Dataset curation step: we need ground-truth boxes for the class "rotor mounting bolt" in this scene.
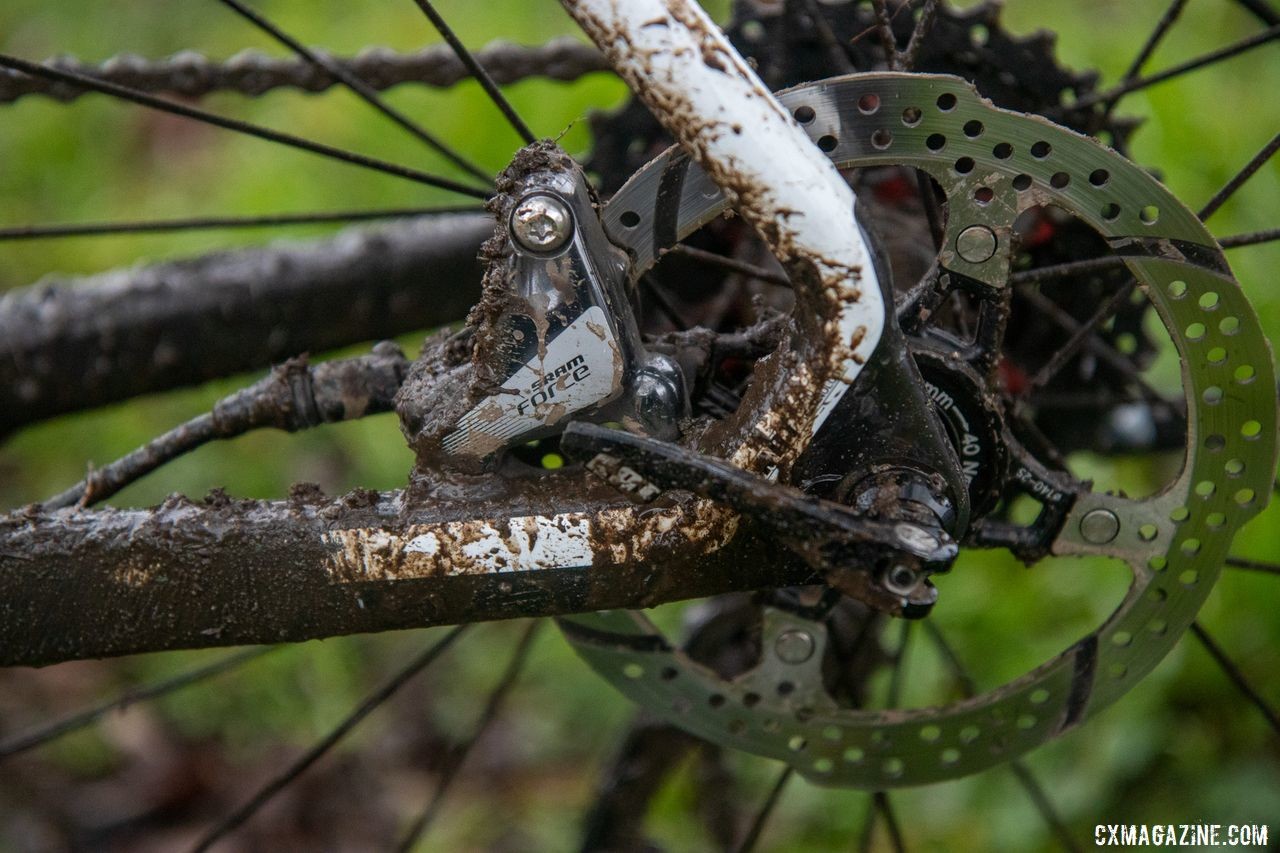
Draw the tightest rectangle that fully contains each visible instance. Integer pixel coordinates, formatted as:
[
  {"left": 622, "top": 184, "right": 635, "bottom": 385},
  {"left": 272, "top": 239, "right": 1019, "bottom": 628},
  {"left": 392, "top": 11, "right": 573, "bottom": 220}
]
[
  {"left": 774, "top": 629, "right": 815, "bottom": 664},
  {"left": 510, "top": 193, "right": 572, "bottom": 253},
  {"left": 955, "top": 224, "right": 997, "bottom": 264},
  {"left": 1079, "top": 508, "right": 1121, "bottom": 544}
]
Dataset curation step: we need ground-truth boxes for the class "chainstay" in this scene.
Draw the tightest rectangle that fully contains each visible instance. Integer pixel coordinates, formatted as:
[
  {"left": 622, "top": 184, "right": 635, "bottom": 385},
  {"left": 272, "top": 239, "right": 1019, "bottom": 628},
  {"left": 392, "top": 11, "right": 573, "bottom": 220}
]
[{"left": 0, "top": 38, "right": 609, "bottom": 105}]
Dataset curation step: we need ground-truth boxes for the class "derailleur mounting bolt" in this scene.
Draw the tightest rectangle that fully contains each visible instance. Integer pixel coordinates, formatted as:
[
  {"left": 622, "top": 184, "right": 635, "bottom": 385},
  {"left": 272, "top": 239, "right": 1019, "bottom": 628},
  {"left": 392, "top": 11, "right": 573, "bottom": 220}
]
[
  {"left": 510, "top": 193, "right": 573, "bottom": 253},
  {"left": 774, "top": 629, "right": 816, "bottom": 664},
  {"left": 1079, "top": 508, "right": 1121, "bottom": 544},
  {"left": 956, "top": 224, "right": 997, "bottom": 264}
]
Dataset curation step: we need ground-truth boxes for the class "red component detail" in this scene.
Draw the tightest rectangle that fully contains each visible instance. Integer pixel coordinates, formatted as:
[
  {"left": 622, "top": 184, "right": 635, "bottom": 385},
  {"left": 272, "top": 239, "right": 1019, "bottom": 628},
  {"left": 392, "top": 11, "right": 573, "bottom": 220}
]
[
  {"left": 873, "top": 173, "right": 915, "bottom": 204},
  {"left": 1025, "top": 215, "right": 1056, "bottom": 248},
  {"left": 999, "top": 357, "right": 1030, "bottom": 396}
]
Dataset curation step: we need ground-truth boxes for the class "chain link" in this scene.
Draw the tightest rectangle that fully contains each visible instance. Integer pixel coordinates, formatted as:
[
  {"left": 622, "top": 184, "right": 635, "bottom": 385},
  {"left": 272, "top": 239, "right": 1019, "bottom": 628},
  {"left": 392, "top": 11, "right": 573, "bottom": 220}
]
[{"left": 0, "top": 38, "right": 610, "bottom": 104}]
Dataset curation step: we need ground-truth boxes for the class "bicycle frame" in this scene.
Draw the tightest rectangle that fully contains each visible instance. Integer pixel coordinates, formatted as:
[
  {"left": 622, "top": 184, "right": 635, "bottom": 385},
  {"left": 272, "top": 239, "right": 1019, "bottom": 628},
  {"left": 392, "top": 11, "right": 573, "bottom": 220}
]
[{"left": 0, "top": 0, "right": 884, "bottom": 666}]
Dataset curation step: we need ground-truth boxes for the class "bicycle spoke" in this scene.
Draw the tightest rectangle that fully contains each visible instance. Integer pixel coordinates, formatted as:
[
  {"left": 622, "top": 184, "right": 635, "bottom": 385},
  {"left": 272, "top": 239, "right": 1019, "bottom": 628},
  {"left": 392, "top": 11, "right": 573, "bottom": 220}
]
[
  {"left": 924, "top": 623, "right": 1080, "bottom": 852},
  {"left": 1029, "top": 281, "right": 1136, "bottom": 390},
  {"left": 1073, "top": 23, "right": 1280, "bottom": 110},
  {"left": 1236, "top": 0, "right": 1280, "bottom": 26},
  {"left": 191, "top": 626, "right": 467, "bottom": 853},
  {"left": 1188, "top": 622, "right": 1280, "bottom": 735},
  {"left": 215, "top": 0, "right": 492, "bottom": 185},
  {"left": 1198, "top": 131, "right": 1280, "bottom": 221},
  {"left": 410, "top": 0, "right": 537, "bottom": 145},
  {"left": 800, "top": 0, "right": 857, "bottom": 74},
  {"left": 900, "top": 0, "right": 941, "bottom": 73},
  {"left": 0, "top": 206, "right": 486, "bottom": 241},
  {"left": 735, "top": 766, "right": 793, "bottom": 853},
  {"left": 1008, "top": 762, "right": 1082, "bottom": 853},
  {"left": 0, "top": 53, "right": 489, "bottom": 200},
  {"left": 396, "top": 621, "right": 540, "bottom": 852},
  {"left": 0, "top": 647, "right": 273, "bottom": 760},
  {"left": 1221, "top": 227, "right": 1280, "bottom": 248},
  {"left": 669, "top": 244, "right": 791, "bottom": 287},
  {"left": 858, "top": 621, "right": 911, "bottom": 853},
  {"left": 870, "top": 0, "right": 900, "bottom": 70},
  {"left": 1010, "top": 256, "right": 1127, "bottom": 285},
  {"left": 1015, "top": 287, "right": 1171, "bottom": 406},
  {"left": 1226, "top": 555, "right": 1280, "bottom": 575},
  {"left": 1106, "top": 0, "right": 1189, "bottom": 120}
]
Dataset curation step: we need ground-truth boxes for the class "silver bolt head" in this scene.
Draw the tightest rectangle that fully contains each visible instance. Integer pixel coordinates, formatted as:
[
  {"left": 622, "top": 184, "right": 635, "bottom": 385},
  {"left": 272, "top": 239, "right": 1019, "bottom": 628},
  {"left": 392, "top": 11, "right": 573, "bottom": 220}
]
[
  {"left": 774, "top": 629, "right": 816, "bottom": 664},
  {"left": 1079, "top": 508, "right": 1121, "bottom": 544},
  {"left": 510, "top": 193, "right": 572, "bottom": 253},
  {"left": 955, "top": 224, "right": 998, "bottom": 264}
]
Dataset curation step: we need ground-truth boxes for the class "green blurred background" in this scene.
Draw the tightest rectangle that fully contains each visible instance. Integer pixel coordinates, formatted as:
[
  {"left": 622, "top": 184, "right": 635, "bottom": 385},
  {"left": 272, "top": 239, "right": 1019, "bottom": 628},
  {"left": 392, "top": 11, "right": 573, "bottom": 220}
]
[{"left": 0, "top": 1, "right": 1277, "bottom": 850}]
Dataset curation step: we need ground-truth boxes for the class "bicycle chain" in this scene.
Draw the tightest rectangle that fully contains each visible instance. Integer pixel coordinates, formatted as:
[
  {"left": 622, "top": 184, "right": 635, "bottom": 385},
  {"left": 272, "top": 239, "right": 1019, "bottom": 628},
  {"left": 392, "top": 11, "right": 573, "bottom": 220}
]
[{"left": 0, "top": 38, "right": 608, "bottom": 105}]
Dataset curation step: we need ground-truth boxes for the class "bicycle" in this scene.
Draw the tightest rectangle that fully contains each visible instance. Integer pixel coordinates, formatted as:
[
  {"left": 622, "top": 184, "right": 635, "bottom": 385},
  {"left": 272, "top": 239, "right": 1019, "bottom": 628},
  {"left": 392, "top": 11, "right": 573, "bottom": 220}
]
[{"left": 0, "top": 1, "right": 1278, "bottom": 850}]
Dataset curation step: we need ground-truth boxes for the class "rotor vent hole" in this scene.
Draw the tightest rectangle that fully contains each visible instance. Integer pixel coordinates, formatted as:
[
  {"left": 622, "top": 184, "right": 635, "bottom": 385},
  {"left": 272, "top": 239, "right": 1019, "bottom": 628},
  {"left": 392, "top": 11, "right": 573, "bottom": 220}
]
[
  {"left": 1202, "top": 386, "right": 1223, "bottom": 406},
  {"left": 793, "top": 105, "right": 816, "bottom": 124},
  {"left": 1180, "top": 538, "right": 1202, "bottom": 556},
  {"left": 1016, "top": 715, "right": 1037, "bottom": 730},
  {"left": 1101, "top": 202, "right": 1121, "bottom": 221},
  {"left": 936, "top": 92, "right": 958, "bottom": 111},
  {"left": 788, "top": 735, "right": 808, "bottom": 752},
  {"left": 818, "top": 134, "right": 838, "bottom": 152},
  {"left": 1111, "top": 631, "right": 1133, "bottom": 648},
  {"left": 1147, "top": 619, "right": 1168, "bottom": 636},
  {"left": 1234, "top": 364, "right": 1256, "bottom": 384},
  {"left": 1207, "top": 346, "right": 1227, "bottom": 364},
  {"left": 919, "top": 725, "right": 942, "bottom": 743},
  {"left": 1241, "top": 419, "right": 1262, "bottom": 439},
  {"left": 708, "top": 693, "right": 726, "bottom": 708},
  {"left": 1089, "top": 169, "right": 1111, "bottom": 187},
  {"left": 1185, "top": 322, "right": 1206, "bottom": 341},
  {"left": 843, "top": 747, "right": 865, "bottom": 764},
  {"left": 1138, "top": 524, "right": 1158, "bottom": 542},
  {"left": 619, "top": 210, "right": 641, "bottom": 228},
  {"left": 858, "top": 93, "right": 881, "bottom": 114},
  {"left": 1224, "top": 458, "right": 1245, "bottom": 476},
  {"left": 1107, "top": 663, "right": 1129, "bottom": 680},
  {"left": 902, "top": 106, "right": 923, "bottom": 126},
  {"left": 660, "top": 666, "right": 678, "bottom": 681},
  {"left": 1178, "top": 568, "right": 1199, "bottom": 586},
  {"left": 882, "top": 758, "right": 905, "bottom": 778},
  {"left": 1235, "top": 488, "right": 1257, "bottom": 505},
  {"left": 955, "top": 156, "right": 975, "bottom": 175},
  {"left": 926, "top": 133, "right": 947, "bottom": 151},
  {"left": 1219, "top": 316, "right": 1240, "bottom": 335},
  {"left": 1198, "top": 292, "right": 1220, "bottom": 310},
  {"left": 1030, "top": 141, "right": 1052, "bottom": 159},
  {"left": 813, "top": 758, "right": 834, "bottom": 774},
  {"left": 1168, "top": 280, "right": 1188, "bottom": 298},
  {"left": 1205, "top": 433, "right": 1226, "bottom": 451},
  {"left": 871, "top": 129, "right": 893, "bottom": 150},
  {"left": 1050, "top": 172, "right": 1070, "bottom": 189},
  {"left": 959, "top": 725, "right": 980, "bottom": 744},
  {"left": 1012, "top": 174, "right": 1032, "bottom": 191},
  {"left": 776, "top": 681, "right": 795, "bottom": 696},
  {"left": 993, "top": 142, "right": 1013, "bottom": 159},
  {"left": 1140, "top": 205, "right": 1160, "bottom": 225},
  {"left": 973, "top": 186, "right": 994, "bottom": 205},
  {"left": 941, "top": 748, "right": 961, "bottom": 765},
  {"left": 1170, "top": 506, "right": 1190, "bottom": 523},
  {"left": 1206, "top": 512, "right": 1227, "bottom": 528},
  {"left": 823, "top": 725, "right": 842, "bottom": 741},
  {"left": 963, "top": 119, "right": 984, "bottom": 138},
  {"left": 1029, "top": 688, "right": 1051, "bottom": 705},
  {"left": 743, "top": 691, "right": 761, "bottom": 708}
]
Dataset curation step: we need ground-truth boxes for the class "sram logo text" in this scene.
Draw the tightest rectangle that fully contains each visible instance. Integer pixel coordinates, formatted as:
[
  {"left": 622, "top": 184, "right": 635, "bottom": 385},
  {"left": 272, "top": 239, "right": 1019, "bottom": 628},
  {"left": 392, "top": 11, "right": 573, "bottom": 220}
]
[{"left": 515, "top": 355, "right": 592, "bottom": 415}]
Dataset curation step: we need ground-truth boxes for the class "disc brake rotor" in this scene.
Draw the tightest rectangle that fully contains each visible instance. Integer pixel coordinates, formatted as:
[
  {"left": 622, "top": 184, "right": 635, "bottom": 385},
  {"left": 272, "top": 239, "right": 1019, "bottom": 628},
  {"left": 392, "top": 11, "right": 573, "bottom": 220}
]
[{"left": 560, "top": 72, "right": 1277, "bottom": 787}]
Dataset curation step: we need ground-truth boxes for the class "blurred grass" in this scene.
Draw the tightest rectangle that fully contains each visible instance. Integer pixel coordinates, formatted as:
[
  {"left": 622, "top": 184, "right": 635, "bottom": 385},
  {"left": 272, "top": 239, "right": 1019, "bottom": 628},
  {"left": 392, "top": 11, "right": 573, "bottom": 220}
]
[{"left": 0, "top": 1, "right": 1277, "bottom": 851}]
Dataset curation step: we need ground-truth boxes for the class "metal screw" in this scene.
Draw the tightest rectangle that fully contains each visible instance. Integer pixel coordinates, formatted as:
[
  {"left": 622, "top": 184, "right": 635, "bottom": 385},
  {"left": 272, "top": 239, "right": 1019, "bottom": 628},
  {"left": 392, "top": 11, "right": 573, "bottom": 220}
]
[
  {"left": 884, "top": 564, "right": 918, "bottom": 595},
  {"left": 1079, "top": 508, "right": 1121, "bottom": 544},
  {"left": 955, "top": 224, "right": 997, "bottom": 264},
  {"left": 510, "top": 193, "right": 572, "bottom": 253},
  {"left": 774, "top": 629, "right": 815, "bottom": 664}
]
